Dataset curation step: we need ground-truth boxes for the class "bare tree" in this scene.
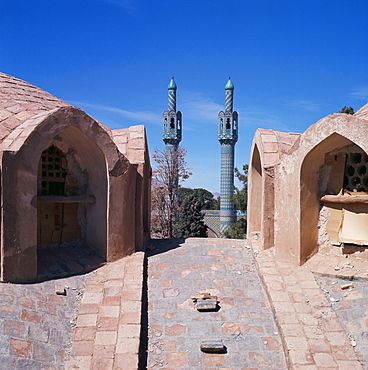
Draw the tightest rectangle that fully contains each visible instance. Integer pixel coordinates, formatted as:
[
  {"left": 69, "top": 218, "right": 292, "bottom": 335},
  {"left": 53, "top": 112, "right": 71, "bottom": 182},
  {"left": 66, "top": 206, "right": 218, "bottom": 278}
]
[{"left": 151, "top": 147, "right": 192, "bottom": 238}]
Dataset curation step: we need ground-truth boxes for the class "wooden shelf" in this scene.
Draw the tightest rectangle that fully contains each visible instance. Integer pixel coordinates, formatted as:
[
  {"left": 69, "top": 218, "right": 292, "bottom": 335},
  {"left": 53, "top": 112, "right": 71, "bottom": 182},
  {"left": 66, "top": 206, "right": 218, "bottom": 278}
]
[
  {"left": 37, "top": 195, "right": 96, "bottom": 204},
  {"left": 320, "top": 194, "right": 368, "bottom": 204}
]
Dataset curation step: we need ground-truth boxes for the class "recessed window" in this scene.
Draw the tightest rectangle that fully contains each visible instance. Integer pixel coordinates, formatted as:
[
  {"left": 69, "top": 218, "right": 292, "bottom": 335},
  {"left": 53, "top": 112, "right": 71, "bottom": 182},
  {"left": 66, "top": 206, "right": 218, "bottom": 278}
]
[{"left": 38, "top": 145, "right": 67, "bottom": 196}]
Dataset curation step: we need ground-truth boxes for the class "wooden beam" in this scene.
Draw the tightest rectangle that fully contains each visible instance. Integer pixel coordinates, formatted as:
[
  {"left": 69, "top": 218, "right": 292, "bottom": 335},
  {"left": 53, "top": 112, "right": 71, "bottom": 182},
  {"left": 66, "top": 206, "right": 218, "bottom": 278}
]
[
  {"left": 320, "top": 194, "right": 368, "bottom": 204},
  {"left": 37, "top": 195, "right": 96, "bottom": 204}
]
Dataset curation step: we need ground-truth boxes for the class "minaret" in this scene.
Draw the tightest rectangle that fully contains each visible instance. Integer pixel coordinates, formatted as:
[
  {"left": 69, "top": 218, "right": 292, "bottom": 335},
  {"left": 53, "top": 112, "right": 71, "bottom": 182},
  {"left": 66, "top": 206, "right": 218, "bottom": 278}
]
[
  {"left": 163, "top": 77, "right": 182, "bottom": 153},
  {"left": 218, "top": 78, "right": 238, "bottom": 234},
  {"left": 162, "top": 77, "right": 182, "bottom": 219}
]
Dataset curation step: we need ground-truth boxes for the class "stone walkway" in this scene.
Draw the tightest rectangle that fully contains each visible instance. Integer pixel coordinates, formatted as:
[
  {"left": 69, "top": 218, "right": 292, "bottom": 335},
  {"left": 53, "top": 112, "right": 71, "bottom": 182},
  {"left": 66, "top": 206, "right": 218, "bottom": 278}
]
[
  {"left": 0, "top": 273, "right": 87, "bottom": 369},
  {"left": 315, "top": 275, "right": 368, "bottom": 368},
  {"left": 65, "top": 252, "right": 144, "bottom": 369},
  {"left": 146, "top": 238, "right": 287, "bottom": 369},
  {"left": 0, "top": 251, "right": 144, "bottom": 370},
  {"left": 1, "top": 237, "right": 368, "bottom": 369},
  {"left": 255, "top": 246, "right": 365, "bottom": 370}
]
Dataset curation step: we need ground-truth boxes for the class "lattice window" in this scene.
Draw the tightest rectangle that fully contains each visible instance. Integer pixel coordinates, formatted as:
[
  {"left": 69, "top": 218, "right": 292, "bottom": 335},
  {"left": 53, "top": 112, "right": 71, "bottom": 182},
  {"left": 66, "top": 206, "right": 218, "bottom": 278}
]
[
  {"left": 343, "top": 152, "right": 368, "bottom": 192},
  {"left": 39, "top": 145, "right": 67, "bottom": 196}
]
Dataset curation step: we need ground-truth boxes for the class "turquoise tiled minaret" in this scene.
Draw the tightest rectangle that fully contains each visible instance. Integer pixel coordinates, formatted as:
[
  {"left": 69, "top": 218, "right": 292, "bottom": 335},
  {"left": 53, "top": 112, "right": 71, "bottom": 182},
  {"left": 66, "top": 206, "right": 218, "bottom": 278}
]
[
  {"left": 162, "top": 77, "right": 182, "bottom": 205},
  {"left": 218, "top": 78, "right": 238, "bottom": 234},
  {"left": 163, "top": 77, "right": 182, "bottom": 153}
]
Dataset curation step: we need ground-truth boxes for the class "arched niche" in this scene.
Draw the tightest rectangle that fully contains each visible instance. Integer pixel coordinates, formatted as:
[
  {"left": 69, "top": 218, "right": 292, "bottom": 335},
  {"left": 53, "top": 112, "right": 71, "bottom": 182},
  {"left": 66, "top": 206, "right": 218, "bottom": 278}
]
[
  {"left": 300, "top": 133, "right": 356, "bottom": 263},
  {"left": 1, "top": 107, "right": 122, "bottom": 282},
  {"left": 247, "top": 144, "right": 263, "bottom": 237},
  {"left": 37, "top": 125, "right": 107, "bottom": 259}
]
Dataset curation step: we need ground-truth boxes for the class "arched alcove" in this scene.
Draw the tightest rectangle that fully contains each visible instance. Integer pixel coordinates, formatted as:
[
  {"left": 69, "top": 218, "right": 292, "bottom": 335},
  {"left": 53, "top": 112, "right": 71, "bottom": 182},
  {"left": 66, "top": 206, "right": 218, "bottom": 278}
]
[
  {"left": 247, "top": 144, "right": 263, "bottom": 238},
  {"left": 300, "top": 133, "right": 357, "bottom": 262},
  {"left": 1, "top": 108, "right": 120, "bottom": 282},
  {"left": 36, "top": 125, "right": 108, "bottom": 258}
]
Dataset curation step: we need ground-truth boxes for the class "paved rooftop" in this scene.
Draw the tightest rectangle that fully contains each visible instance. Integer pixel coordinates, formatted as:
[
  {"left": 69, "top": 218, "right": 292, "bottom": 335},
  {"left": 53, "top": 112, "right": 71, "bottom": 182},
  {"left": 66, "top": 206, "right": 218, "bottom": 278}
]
[
  {"left": 146, "top": 238, "right": 287, "bottom": 369},
  {"left": 0, "top": 238, "right": 367, "bottom": 369}
]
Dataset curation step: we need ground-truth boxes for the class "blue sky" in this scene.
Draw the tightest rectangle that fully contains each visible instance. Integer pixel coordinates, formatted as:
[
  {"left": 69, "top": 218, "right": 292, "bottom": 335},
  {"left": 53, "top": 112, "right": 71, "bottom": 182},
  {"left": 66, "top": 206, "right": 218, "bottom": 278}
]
[{"left": 1, "top": 0, "right": 367, "bottom": 193}]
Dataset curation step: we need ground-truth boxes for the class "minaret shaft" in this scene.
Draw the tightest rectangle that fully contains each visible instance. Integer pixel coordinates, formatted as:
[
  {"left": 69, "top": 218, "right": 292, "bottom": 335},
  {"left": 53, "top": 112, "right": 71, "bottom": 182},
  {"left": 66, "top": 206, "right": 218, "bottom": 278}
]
[
  {"left": 225, "top": 90, "right": 233, "bottom": 112},
  {"left": 168, "top": 89, "right": 176, "bottom": 112}
]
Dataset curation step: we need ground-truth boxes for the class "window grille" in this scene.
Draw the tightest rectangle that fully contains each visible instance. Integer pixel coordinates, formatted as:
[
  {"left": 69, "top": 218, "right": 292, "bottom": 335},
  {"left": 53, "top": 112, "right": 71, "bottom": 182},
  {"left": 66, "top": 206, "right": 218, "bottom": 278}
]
[
  {"left": 39, "top": 145, "right": 67, "bottom": 196},
  {"left": 343, "top": 152, "right": 368, "bottom": 192}
]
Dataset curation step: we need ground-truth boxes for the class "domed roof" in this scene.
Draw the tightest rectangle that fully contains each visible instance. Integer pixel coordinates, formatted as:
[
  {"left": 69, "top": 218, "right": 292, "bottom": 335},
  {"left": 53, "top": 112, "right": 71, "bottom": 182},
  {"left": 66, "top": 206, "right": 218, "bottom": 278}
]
[
  {"left": 354, "top": 103, "right": 368, "bottom": 120},
  {"left": 0, "top": 72, "right": 69, "bottom": 142}
]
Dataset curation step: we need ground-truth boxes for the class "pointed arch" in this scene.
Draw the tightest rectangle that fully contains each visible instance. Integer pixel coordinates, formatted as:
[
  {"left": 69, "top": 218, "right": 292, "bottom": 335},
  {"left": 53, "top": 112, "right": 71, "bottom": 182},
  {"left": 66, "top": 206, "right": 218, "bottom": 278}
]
[
  {"left": 247, "top": 143, "right": 263, "bottom": 237},
  {"left": 1, "top": 107, "right": 136, "bottom": 282}
]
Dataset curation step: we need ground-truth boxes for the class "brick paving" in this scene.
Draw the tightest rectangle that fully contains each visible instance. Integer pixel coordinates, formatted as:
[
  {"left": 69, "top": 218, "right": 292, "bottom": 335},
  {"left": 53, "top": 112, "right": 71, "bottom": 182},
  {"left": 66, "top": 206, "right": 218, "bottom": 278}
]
[
  {"left": 315, "top": 275, "right": 368, "bottom": 368},
  {"left": 0, "top": 273, "right": 87, "bottom": 369},
  {"left": 146, "top": 238, "right": 287, "bottom": 369},
  {"left": 255, "top": 247, "right": 365, "bottom": 370},
  {"left": 65, "top": 252, "right": 144, "bottom": 369},
  {"left": 0, "top": 251, "right": 144, "bottom": 370},
  {"left": 1, "top": 237, "right": 368, "bottom": 369}
]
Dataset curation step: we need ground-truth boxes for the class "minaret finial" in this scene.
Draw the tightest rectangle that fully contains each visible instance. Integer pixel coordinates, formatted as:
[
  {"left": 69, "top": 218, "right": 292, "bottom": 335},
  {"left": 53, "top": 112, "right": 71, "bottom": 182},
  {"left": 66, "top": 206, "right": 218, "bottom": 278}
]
[{"left": 168, "top": 77, "right": 177, "bottom": 90}]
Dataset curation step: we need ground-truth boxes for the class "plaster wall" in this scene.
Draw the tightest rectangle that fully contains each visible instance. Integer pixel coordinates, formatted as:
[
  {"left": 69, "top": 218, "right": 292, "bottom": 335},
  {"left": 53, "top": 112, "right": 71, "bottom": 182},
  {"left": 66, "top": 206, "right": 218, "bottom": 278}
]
[
  {"left": 247, "top": 139, "right": 276, "bottom": 249},
  {"left": 247, "top": 143, "right": 263, "bottom": 240},
  {"left": 0, "top": 107, "right": 134, "bottom": 282},
  {"left": 275, "top": 114, "right": 368, "bottom": 264}
]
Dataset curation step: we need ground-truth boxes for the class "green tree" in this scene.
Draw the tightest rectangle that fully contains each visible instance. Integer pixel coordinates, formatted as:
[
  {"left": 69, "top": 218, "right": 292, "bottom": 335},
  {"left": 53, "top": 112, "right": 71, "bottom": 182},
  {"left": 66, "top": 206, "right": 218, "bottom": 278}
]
[
  {"left": 178, "top": 187, "right": 218, "bottom": 210},
  {"left": 232, "top": 164, "right": 248, "bottom": 212},
  {"left": 223, "top": 218, "right": 246, "bottom": 239},
  {"left": 339, "top": 106, "right": 354, "bottom": 114},
  {"left": 174, "top": 194, "right": 207, "bottom": 238},
  {"left": 224, "top": 164, "right": 248, "bottom": 239}
]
